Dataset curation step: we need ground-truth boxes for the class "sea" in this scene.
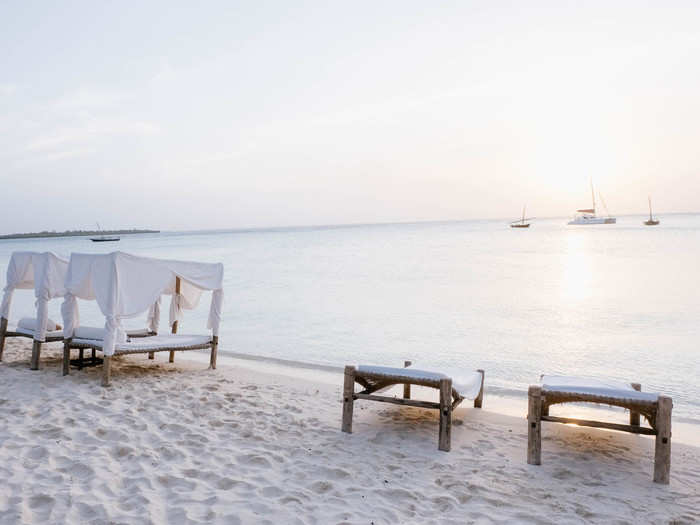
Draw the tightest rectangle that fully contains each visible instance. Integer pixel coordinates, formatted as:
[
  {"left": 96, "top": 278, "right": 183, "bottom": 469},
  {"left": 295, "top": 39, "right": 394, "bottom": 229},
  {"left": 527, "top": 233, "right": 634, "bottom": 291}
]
[{"left": 1, "top": 215, "right": 699, "bottom": 428}]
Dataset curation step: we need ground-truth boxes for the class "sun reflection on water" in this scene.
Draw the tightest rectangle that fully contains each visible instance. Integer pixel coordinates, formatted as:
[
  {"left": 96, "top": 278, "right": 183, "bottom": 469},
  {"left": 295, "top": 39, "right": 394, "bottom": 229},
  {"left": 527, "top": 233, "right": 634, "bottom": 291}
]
[{"left": 561, "top": 232, "right": 593, "bottom": 302}]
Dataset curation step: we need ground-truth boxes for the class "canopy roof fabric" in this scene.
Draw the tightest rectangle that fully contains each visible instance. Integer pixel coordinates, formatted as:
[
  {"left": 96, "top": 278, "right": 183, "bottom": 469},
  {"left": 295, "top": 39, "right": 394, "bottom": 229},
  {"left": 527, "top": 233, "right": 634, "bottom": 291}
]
[
  {"left": 0, "top": 251, "right": 69, "bottom": 341},
  {"left": 61, "top": 252, "right": 223, "bottom": 356}
]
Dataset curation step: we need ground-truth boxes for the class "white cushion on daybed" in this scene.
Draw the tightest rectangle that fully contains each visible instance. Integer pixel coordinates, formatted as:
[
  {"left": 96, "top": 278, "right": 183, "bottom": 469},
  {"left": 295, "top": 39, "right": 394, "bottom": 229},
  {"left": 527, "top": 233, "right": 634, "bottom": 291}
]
[
  {"left": 541, "top": 375, "right": 660, "bottom": 402},
  {"left": 10, "top": 324, "right": 64, "bottom": 339},
  {"left": 357, "top": 365, "right": 483, "bottom": 400},
  {"left": 74, "top": 326, "right": 107, "bottom": 341},
  {"left": 71, "top": 334, "right": 211, "bottom": 352},
  {"left": 18, "top": 317, "right": 60, "bottom": 332}
]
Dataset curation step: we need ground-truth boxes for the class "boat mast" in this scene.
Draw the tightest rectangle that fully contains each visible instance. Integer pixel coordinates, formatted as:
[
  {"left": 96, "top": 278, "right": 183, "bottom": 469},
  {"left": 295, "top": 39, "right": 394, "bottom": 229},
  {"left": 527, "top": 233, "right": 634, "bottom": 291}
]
[
  {"left": 599, "top": 192, "right": 611, "bottom": 218},
  {"left": 590, "top": 179, "right": 596, "bottom": 214},
  {"left": 648, "top": 196, "right": 653, "bottom": 220},
  {"left": 522, "top": 205, "right": 526, "bottom": 224}
]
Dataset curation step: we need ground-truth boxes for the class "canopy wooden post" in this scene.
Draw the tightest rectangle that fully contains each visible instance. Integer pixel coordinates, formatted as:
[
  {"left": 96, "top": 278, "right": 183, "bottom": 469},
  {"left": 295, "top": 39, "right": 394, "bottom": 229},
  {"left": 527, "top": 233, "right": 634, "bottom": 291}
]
[
  {"left": 148, "top": 352, "right": 154, "bottom": 360},
  {"left": 209, "top": 335, "right": 218, "bottom": 369},
  {"left": 653, "top": 395, "right": 672, "bottom": 484},
  {"left": 62, "top": 340, "right": 71, "bottom": 376},
  {"left": 474, "top": 369, "right": 485, "bottom": 408},
  {"left": 30, "top": 340, "right": 42, "bottom": 370},
  {"left": 102, "top": 355, "right": 111, "bottom": 387},
  {"left": 527, "top": 386, "right": 543, "bottom": 465},
  {"left": 341, "top": 366, "right": 356, "bottom": 433},
  {"left": 403, "top": 360, "right": 412, "bottom": 399},
  {"left": 438, "top": 378, "right": 452, "bottom": 451},
  {"left": 630, "top": 383, "right": 641, "bottom": 426},
  {"left": 169, "top": 276, "right": 180, "bottom": 363},
  {"left": 0, "top": 317, "right": 7, "bottom": 361}
]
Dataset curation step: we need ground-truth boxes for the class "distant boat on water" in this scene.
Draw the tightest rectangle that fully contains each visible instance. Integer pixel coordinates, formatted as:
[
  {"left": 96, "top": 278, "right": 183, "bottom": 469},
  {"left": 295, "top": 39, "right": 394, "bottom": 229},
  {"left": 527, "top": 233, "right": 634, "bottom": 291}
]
[
  {"left": 644, "top": 196, "right": 660, "bottom": 226},
  {"left": 510, "top": 205, "right": 533, "bottom": 228},
  {"left": 568, "top": 180, "right": 616, "bottom": 225},
  {"left": 90, "top": 222, "right": 120, "bottom": 242}
]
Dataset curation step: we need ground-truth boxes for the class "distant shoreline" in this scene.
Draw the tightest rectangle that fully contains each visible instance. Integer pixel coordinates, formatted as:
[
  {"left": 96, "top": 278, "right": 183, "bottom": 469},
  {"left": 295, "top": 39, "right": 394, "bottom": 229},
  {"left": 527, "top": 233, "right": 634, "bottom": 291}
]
[{"left": 0, "top": 229, "right": 159, "bottom": 240}]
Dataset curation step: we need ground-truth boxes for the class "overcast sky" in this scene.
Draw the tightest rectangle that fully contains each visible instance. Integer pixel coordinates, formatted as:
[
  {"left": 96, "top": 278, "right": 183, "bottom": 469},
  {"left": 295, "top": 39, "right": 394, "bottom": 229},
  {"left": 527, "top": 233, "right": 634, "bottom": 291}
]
[{"left": 1, "top": 1, "right": 699, "bottom": 233}]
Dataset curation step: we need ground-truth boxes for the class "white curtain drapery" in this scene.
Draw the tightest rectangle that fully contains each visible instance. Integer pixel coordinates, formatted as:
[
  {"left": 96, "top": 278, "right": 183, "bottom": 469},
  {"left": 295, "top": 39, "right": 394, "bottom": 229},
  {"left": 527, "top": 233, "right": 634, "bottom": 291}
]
[
  {"left": 61, "top": 252, "right": 224, "bottom": 356},
  {"left": 1, "top": 252, "right": 69, "bottom": 342}
]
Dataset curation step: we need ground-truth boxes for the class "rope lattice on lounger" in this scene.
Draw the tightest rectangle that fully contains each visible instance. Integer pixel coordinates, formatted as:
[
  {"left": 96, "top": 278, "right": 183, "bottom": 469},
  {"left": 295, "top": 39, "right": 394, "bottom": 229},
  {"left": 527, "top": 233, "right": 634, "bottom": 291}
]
[
  {"left": 341, "top": 364, "right": 485, "bottom": 452},
  {"left": 526, "top": 375, "right": 673, "bottom": 484},
  {"left": 0, "top": 251, "right": 69, "bottom": 369},
  {"left": 61, "top": 251, "right": 224, "bottom": 386}
]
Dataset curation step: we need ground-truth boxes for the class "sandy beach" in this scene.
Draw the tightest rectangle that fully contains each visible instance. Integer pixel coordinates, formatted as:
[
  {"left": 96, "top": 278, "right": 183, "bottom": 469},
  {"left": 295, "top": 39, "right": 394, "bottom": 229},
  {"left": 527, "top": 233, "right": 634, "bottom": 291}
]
[{"left": 0, "top": 339, "right": 698, "bottom": 525}]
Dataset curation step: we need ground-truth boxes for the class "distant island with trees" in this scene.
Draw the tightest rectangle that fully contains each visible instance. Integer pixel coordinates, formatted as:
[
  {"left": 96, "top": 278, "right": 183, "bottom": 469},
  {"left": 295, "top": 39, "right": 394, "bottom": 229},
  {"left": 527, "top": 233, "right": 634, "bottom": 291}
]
[{"left": 0, "top": 229, "right": 159, "bottom": 240}]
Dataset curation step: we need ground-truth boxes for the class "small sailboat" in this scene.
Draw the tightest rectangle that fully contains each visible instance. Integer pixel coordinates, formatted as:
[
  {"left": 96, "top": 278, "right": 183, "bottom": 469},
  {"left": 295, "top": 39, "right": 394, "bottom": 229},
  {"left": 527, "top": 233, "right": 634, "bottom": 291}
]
[
  {"left": 510, "top": 205, "right": 533, "bottom": 228},
  {"left": 90, "top": 222, "right": 120, "bottom": 242},
  {"left": 568, "top": 180, "right": 616, "bottom": 225},
  {"left": 644, "top": 196, "right": 659, "bottom": 226}
]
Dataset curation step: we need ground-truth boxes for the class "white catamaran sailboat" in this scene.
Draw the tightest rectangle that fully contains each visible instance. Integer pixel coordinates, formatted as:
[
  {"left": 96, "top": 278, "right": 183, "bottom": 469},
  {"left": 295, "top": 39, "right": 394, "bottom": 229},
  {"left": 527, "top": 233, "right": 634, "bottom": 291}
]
[{"left": 568, "top": 181, "right": 616, "bottom": 225}]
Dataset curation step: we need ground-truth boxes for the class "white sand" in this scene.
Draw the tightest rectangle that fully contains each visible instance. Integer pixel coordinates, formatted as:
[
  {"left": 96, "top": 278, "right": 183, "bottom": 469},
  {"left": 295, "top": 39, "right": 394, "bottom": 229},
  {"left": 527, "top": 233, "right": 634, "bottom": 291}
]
[{"left": 0, "top": 339, "right": 698, "bottom": 524}]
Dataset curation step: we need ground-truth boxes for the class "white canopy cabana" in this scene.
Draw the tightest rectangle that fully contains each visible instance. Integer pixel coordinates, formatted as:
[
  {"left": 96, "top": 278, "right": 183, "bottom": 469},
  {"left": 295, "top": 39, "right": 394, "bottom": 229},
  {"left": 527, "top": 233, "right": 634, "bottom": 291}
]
[
  {"left": 0, "top": 252, "right": 68, "bottom": 368},
  {"left": 61, "top": 252, "right": 223, "bottom": 385}
]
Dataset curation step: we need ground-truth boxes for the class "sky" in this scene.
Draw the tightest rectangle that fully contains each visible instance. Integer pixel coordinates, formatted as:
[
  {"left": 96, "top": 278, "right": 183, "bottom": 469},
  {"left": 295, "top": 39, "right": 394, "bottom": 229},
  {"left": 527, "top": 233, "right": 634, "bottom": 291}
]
[{"left": 1, "top": 1, "right": 699, "bottom": 233}]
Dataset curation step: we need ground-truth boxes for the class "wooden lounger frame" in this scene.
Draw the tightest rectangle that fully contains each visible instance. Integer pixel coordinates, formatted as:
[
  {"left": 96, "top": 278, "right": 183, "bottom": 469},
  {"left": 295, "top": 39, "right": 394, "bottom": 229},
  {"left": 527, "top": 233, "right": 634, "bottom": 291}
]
[
  {"left": 62, "top": 335, "right": 218, "bottom": 387},
  {"left": 342, "top": 362, "right": 485, "bottom": 451},
  {"left": 62, "top": 277, "right": 219, "bottom": 387},
  {"left": 0, "top": 317, "right": 156, "bottom": 371},
  {"left": 527, "top": 384, "right": 673, "bottom": 484},
  {"left": 0, "top": 316, "right": 64, "bottom": 370}
]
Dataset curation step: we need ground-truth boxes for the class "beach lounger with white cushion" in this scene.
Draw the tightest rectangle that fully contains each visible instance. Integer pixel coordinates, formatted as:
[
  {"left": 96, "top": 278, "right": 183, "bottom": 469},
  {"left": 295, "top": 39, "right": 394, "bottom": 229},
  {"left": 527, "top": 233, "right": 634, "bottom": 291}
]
[
  {"left": 61, "top": 252, "right": 223, "bottom": 386},
  {"left": 0, "top": 252, "right": 69, "bottom": 369},
  {"left": 527, "top": 375, "right": 673, "bottom": 484},
  {"left": 341, "top": 363, "right": 485, "bottom": 451}
]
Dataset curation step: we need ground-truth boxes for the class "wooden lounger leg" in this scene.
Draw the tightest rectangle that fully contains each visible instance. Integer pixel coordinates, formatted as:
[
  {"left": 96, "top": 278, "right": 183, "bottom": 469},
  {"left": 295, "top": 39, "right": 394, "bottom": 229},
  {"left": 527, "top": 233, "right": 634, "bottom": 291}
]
[
  {"left": 78, "top": 348, "right": 84, "bottom": 370},
  {"left": 439, "top": 378, "right": 452, "bottom": 451},
  {"left": 30, "top": 340, "right": 42, "bottom": 370},
  {"left": 341, "top": 366, "right": 356, "bottom": 433},
  {"left": 403, "top": 360, "right": 412, "bottom": 399},
  {"left": 653, "top": 395, "right": 672, "bottom": 484},
  {"left": 474, "top": 369, "right": 485, "bottom": 408},
  {"left": 91, "top": 348, "right": 96, "bottom": 365},
  {"left": 630, "top": 383, "right": 641, "bottom": 426},
  {"left": 62, "top": 341, "right": 71, "bottom": 376},
  {"left": 209, "top": 336, "right": 218, "bottom": 369},
  {"left": 169, "top": 351, "right": 175, "bottom": 363},
  {"left": 527, "top": 386, "right": 543, "bottom": 465},
  {"left": 148, "top": 352, "right": 154, "bottom": 360},
  {"left": 0, "top": 317, "right": 7, "bottom": 361},
  {"left": 102, "top": 356, "right": 112, "bottom": 387}
]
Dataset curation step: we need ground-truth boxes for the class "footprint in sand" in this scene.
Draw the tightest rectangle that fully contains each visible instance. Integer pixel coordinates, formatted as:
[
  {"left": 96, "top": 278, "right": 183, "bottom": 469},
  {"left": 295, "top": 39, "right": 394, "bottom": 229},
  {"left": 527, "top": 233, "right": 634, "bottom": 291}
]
[
  {"left": 112, "top": 445, "right": 135, "bottom": 459},
  {"left": 310, "top": 480, "right": 333, "bottom": 494},
  {"left": 28, "top": 494, "right": 55, "bottom": 513},
  {"left": 261, "top": 486, "right": 283, "bottom": 497},
  {"left": 552, "top": 467, "right": 575, "bottom": 480},
  {"left": 26, "top": 446, "right": 48, "bottom": 461},
  {"left": 236, "top": 454, "right": 272, "bottom": 468},
  {"left": 69, "top": 462, "right": 95, "bottom": 481}
]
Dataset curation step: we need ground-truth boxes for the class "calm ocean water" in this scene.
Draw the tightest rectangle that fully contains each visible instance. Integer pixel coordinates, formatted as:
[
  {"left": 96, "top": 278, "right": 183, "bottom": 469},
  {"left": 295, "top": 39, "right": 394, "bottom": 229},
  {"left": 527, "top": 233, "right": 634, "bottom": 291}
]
[{"left": 1, "top": 215, "right": 699, "bottom": 425}]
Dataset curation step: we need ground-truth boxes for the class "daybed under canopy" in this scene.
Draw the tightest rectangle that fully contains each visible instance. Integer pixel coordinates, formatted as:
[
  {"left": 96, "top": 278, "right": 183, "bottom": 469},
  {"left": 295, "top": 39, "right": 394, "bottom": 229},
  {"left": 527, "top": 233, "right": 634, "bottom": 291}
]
[
  {"left": 61, "top": 251, "right": 223, "bottom": 385},
  {"left": 0, "top": 251, "right": 68, "bottom": 369}
]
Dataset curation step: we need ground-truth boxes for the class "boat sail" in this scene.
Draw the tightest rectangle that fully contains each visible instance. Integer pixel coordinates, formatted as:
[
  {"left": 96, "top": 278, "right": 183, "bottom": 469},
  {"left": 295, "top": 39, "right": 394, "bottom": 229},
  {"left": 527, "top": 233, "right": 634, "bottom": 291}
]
[
  {"left": 568, "top": 180, "right": 616, "bottom": 225},
  {"left": 510, "top": 205, "right": 533, "bottom": 228},
  {"left": 644, "top": 196, "right": 659, "bottom": 226}
]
